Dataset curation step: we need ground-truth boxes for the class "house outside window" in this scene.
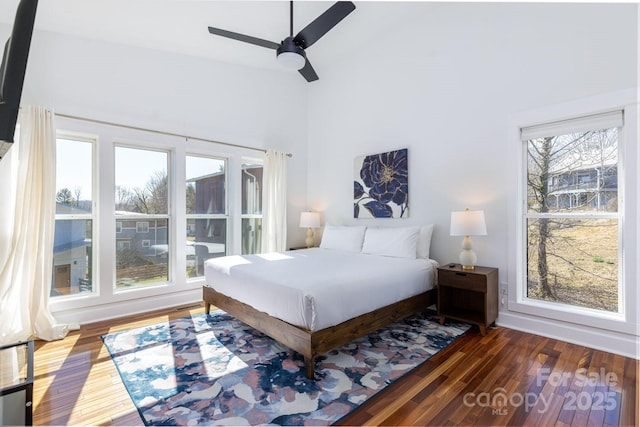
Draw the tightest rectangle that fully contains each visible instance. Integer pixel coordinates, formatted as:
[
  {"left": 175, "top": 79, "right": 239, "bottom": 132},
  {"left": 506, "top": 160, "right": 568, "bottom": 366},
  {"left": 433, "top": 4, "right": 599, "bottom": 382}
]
[
  {"left": 185, "top": 155, "right": 227, "bottom": 278},
  {"left": 115, "top": 146, "right": 170, "bottom": 289},
  {"left": 52, "top": 136, "right": 95, "bottom": 297},
  {"left": 521, "top": 110, "right": 622, "bottom": 314}
]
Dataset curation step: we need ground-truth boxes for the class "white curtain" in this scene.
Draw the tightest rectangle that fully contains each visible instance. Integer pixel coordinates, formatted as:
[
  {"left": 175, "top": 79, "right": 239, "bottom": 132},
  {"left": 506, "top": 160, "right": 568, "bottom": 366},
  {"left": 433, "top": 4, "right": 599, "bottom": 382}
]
[
  {"left": 261, "top": 149, "right": 288, "bottom": 253},
  {"left": 0, "top": 105, "right": 68, "bottom": 345}
]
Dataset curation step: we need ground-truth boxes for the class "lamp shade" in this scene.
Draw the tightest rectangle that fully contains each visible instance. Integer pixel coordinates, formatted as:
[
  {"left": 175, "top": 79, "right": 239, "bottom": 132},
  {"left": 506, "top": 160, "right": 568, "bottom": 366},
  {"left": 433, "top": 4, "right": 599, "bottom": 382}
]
[
  {"left": 450, "top": 210, "right": 487, "bottom": 236},
  {"left": 299, "top": 211, "right": 321, "bottom": 228}
]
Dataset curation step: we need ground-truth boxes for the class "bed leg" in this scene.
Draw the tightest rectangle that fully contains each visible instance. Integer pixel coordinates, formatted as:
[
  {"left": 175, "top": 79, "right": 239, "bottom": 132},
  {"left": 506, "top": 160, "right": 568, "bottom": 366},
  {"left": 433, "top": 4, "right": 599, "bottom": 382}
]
[
  {"left": 204, "top": 301, "right": 211, "bottom": 315},
  {"left": 305, "top": 357, "right": 315, "bottom": 380}
]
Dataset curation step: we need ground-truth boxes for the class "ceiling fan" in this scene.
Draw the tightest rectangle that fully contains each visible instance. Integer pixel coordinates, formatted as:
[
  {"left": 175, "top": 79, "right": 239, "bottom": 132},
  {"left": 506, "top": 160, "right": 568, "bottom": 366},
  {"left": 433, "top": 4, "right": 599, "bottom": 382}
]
[{"left": 207, "top": 1, "right": 356, "bottom": 82}]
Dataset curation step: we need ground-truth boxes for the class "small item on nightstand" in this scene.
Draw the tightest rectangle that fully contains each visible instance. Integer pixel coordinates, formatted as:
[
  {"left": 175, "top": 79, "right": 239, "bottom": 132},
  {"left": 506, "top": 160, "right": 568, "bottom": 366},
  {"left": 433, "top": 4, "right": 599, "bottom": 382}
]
[{"left": 448, "top": 263, "right": 456, "bottom": 268}]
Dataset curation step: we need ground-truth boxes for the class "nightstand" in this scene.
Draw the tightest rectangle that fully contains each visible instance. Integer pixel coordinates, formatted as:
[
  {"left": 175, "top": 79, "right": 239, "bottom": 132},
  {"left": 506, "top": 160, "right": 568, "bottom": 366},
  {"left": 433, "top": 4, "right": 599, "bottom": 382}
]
[{"left": 437, "top": 264, "right": 498, "bottom": 336}]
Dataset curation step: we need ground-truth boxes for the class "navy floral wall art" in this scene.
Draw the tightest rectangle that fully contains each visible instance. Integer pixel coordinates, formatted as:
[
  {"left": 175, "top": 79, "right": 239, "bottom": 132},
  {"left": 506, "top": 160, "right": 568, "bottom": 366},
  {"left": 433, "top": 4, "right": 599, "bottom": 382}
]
[{"left": 354, "top": 148, "right": 409, "bottom": 218}]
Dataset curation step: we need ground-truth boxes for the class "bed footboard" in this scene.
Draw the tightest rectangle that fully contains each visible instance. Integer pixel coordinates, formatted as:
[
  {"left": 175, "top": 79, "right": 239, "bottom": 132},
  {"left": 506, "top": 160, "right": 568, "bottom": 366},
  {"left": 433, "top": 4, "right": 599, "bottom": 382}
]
[
  {"left": 203, "top": 286, "right": 316, "bottom": 377},
  {"left": 203, "top": 285, "right": 435, "bottom": 379}
]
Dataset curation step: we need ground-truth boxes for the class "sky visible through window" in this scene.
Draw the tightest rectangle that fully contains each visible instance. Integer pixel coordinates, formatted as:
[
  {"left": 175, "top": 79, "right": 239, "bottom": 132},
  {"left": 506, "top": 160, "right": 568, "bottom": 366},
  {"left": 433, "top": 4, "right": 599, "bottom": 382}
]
[
  {"left": 56, "top": 140, "right": 225, "bottom": 203},
  {"left": 186, "top": 155, "right": 225, "bottom": 181},
  {"left": 115, "top": 146, "right": 167, "bottom": 190},
  {"left": 56, "top": 138, "right": 92, "bottom": 201}
]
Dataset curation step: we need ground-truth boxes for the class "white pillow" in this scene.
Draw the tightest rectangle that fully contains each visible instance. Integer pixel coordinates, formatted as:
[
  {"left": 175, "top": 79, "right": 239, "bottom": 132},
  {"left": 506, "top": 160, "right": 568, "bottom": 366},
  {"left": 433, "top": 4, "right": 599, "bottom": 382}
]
[
  {"left": 319, "top": 225, "right": 367, "bottom": 252},
  {"left": 361, "top": 226, "right": 420, "bottom": 259},
  {"left": 417, "top": 224, "right": 434, "bottom": 259}
]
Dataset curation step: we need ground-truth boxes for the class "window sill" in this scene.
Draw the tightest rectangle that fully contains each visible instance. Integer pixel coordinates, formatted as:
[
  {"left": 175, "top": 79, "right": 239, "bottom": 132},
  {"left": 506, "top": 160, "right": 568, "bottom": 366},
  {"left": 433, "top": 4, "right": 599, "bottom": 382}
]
[{"left": 507, "top": 297, "right": 635, "bottom": 336}]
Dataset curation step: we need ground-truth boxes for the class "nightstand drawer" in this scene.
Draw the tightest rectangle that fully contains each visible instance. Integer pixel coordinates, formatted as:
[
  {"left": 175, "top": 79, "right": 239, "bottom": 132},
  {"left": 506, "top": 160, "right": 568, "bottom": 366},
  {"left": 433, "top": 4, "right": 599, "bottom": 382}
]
[{"left": 437, "top": 270, "right": 486, "bottom": 292}]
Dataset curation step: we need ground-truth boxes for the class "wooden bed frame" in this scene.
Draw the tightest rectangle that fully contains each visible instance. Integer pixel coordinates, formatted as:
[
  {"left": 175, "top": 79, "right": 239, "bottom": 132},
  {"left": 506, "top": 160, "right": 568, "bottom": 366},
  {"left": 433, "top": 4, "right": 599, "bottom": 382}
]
[{"left": 203, "top": 285, "right": 436, "bottom": 379}]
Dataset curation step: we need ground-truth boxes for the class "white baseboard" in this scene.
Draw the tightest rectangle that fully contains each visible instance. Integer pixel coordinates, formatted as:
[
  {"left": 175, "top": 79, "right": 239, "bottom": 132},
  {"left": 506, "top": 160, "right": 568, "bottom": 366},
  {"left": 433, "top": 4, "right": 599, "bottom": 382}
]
[
  {"left": 52, "top": 288, "right": 202, "bottom": 326},
  {"left": 497, "top": 311, "right": 640, "bottom": 360}
]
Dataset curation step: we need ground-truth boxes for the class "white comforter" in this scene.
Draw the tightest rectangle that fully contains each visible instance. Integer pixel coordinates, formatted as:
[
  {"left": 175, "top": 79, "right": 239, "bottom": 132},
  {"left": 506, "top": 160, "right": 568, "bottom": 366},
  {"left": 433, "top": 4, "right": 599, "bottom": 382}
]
[{"left": 204, "top": 248, "right": 437, "bottom": 331}]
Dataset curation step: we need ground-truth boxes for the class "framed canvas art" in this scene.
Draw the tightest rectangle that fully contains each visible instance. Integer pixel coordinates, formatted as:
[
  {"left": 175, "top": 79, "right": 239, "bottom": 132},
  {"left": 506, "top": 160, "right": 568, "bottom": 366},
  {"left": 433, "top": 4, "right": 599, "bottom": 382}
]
[{"left": 354, "top": 148, "right": 409, "bottom": 218}]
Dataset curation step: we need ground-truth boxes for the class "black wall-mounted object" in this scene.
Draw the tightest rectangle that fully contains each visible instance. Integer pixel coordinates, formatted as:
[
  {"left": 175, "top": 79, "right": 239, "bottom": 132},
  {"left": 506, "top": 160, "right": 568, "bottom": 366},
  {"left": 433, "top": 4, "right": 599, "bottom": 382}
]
[{"left": 0, "top": 0, "right": 39, "bottom": 159}]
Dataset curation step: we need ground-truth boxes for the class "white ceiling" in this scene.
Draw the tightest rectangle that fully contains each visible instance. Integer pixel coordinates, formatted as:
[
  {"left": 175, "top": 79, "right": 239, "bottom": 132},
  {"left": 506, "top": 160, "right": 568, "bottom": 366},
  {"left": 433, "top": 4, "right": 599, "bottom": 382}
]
[{"left": 0, "top": 0, "right": 422, "bottom": 73}]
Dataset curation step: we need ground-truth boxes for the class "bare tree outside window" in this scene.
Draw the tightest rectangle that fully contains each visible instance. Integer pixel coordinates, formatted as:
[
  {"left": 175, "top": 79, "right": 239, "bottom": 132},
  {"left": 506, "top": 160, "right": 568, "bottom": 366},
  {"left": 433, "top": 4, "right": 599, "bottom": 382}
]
[
  {"left": 526, "top": 127, "right": 619, "bottom": 312},
  {"left": 115, "top": 170, "right": 168, "bottom": 214}
]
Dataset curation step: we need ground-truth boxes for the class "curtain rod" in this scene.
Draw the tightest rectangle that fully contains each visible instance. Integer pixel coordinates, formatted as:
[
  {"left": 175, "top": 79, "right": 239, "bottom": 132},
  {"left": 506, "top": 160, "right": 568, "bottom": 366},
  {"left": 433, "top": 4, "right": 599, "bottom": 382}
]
[{"left": 55, "top": 112, "right": 293, "bottom": 157}]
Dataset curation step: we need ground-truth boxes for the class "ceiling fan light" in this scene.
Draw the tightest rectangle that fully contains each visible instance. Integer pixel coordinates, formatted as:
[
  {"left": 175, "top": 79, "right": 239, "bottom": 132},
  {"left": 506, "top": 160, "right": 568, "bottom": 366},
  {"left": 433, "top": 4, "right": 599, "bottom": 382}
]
[
  {"left": 277, "top": 37, "right": 306, "bottom": 70},
  {"left": 277, "top": 51, "right": 306, "bottom": 70}
]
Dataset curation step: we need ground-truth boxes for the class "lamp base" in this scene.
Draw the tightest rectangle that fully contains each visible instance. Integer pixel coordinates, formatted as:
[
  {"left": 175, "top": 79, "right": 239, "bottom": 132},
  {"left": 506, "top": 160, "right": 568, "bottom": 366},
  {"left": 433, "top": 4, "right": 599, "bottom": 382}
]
[
  {"left": 459, "top": 236, "right": 477, "bottom": 270},
  {"left": 305, "top": 228, "right": 314, "bottom": 248}
]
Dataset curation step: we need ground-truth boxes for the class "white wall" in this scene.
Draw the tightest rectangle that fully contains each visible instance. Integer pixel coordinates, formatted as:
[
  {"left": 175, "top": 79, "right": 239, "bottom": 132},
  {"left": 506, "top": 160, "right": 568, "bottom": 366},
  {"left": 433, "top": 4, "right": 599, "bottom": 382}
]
[{"left": 307, "top": 3, "right": 638, "bottom": 356}]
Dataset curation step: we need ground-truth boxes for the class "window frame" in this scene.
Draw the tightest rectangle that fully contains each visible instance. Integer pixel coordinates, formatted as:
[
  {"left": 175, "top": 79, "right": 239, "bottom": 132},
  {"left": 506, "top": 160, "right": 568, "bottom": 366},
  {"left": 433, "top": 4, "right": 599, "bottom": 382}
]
[
  {"left": 240, "top": 160, "right": 264, "bottom": 255},
  {"left": 519, "top": 113, "right": 624, "bottom": 321},
  {"left": 114, "top": 144, "right": 172, "bottom": 290},
  {"left": 507, "top": 90, "right": 637, "bottom": 336},
  {"left": 46, "top": 116, "right": 269, "bottom": 324},
  {"left": 522, "top": 119, "right": 622, "bottom": 316},
  {"left": 185, "top": 153, "right": 229, "bottom": 280},
  {"left": 51, "top": 132, "right": 98, "bottom": 299}
]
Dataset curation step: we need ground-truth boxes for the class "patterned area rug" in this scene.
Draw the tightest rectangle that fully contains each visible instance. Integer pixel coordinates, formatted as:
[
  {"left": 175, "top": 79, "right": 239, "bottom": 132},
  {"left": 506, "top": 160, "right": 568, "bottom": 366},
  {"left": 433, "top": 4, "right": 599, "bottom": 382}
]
[{"left": 102, "top": 310, "right": 469, "bottom": 425}]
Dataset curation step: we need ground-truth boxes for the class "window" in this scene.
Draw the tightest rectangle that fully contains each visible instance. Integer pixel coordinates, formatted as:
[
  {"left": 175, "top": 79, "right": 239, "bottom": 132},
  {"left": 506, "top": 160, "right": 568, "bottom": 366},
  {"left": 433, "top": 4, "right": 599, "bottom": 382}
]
[
  {"left": 45, "top": 118, "right": 274, "bottom": 324},
  {"left": 522, "top": 111, "right": 622, "bottom": 313},
  {"left": 52, "top": 136, "right": 95, "bottom": 297},
  {"left": 115, "top": 146, "right": 170, "bottom": 288},
  {"left": 241, "top": 162, "right": 263, "bottom": 255},
  {"left": 117, "top": 241, "right": 131, "bottom": 250},
  {"left": 185, "top": 155, "right": 227, "bottom": 278}
]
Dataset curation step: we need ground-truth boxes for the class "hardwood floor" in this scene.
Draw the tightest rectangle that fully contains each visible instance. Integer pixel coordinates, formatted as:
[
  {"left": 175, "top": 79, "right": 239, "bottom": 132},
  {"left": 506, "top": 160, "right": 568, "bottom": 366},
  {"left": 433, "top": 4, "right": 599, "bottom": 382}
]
[{"left": 33, "top": 303, "right": 638, "bottom": 426}]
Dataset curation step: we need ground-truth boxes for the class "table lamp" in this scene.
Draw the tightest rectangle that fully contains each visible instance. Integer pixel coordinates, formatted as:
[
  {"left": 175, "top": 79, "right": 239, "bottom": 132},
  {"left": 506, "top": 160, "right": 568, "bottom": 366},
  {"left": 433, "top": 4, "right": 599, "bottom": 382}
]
[
  {"left": 450, "top": 208, "right": 487, "bottom": 270},
  {"left": 299, "top": 211, "right": 321, "bottom": 248}
]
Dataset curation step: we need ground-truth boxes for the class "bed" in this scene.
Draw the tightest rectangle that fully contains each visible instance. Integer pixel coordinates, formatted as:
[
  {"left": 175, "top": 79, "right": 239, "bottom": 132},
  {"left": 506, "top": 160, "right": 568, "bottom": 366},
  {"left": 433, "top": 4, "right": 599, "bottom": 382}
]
[{"left": 202, "top": 225, "right": 436, "bottom": 379}]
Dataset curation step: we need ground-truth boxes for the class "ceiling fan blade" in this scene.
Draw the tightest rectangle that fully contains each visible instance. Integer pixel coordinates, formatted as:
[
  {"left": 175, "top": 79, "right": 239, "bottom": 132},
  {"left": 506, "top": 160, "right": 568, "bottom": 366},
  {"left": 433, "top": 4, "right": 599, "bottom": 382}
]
[
  {"left": 208, "top": 26, "right": 280, "bottom": 50},
  {"left": 293, "top": 1, "right": 355, "bottom": 49},
  {"left": 298, "top": 58, "right": 319, "bottom": 82}
]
